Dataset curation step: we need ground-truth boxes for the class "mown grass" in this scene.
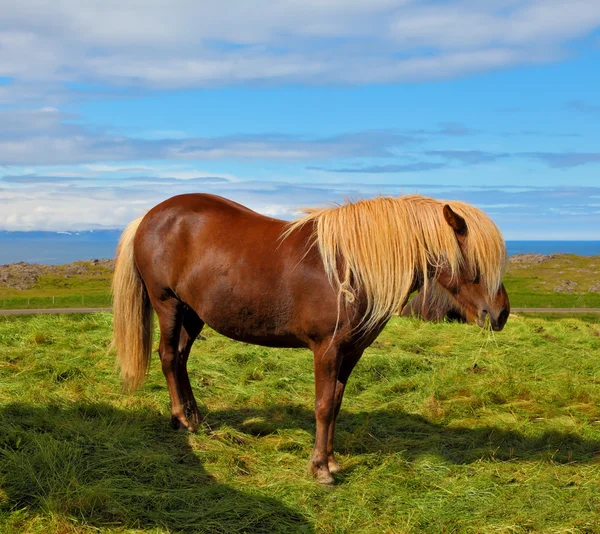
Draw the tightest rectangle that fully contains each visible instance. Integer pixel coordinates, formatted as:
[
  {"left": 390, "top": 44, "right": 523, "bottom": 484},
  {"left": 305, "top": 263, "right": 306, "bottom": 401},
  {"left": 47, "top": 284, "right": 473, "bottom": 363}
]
[{"left": 1, "top": 314, "right": 600, "bottom": 532}]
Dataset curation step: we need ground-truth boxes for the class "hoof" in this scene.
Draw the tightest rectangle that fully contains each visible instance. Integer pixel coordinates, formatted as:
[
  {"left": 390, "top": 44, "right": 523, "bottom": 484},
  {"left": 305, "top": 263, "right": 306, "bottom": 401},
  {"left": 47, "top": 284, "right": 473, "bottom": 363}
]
[
  {"left": 183, "top": 404, "right": 200, "bottom": 427},
  {"left": 170, "top": 416, "right": 182, "bottom": 430},
  {"left": 307, "top": 460, "right": 335, "bottom": 485},
  {"left": 328, "top": 459, "right": 342, "bottom": 474},
  {"left": 317, "top": 472, "right": 335, "bottom": 486},
  {"left": 170, "top": 415, "right": 193, "bottom": 432}
]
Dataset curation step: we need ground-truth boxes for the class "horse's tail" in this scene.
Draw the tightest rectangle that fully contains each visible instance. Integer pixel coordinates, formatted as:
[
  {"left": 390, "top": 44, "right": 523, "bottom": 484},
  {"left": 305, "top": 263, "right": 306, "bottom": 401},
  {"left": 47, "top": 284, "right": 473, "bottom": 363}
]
[{"left": 111, "top": 217, "right": 154, "bottom": 391}]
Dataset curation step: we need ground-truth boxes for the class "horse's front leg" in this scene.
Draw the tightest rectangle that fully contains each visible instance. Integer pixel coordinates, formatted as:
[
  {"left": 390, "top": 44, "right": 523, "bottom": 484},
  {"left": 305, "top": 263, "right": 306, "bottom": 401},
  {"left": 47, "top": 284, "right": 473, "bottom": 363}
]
[
  {"left": 309, "top": 340, "right": 343, "bottom": 485},
  {"left": 327, "top": 348, "right": 364, "bottom": 474}
]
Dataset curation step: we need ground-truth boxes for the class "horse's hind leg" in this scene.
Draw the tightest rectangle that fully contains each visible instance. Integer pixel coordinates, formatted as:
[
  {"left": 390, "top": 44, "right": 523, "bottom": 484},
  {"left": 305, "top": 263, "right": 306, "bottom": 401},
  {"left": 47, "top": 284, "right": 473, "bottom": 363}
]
[
  {"left": 176, "top": 308, "right": 204, "bottom": 430},
  {"left": 152, "top": 297, "right": 193, "bottom": 431}
]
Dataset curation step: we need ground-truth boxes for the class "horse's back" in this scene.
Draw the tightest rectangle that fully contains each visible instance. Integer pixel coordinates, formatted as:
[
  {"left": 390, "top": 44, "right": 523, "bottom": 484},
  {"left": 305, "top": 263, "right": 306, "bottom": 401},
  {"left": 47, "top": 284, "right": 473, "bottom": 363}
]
[
  {"left": 134, "top": 193, "right": 289, "bottom": 290},
  {"left": 133, "top": 193, "right": 339, "bottom": 347},
  {"left": 137, "top": 193, "right": 267, "bottom": 234}
]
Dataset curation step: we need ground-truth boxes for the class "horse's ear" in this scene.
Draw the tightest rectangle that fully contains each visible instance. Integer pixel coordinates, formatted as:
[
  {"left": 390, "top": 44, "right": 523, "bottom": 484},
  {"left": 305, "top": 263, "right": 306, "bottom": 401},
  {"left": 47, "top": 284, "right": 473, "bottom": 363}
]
[{"left": 443, "top": 205, "right": 467, "bottom": 235}]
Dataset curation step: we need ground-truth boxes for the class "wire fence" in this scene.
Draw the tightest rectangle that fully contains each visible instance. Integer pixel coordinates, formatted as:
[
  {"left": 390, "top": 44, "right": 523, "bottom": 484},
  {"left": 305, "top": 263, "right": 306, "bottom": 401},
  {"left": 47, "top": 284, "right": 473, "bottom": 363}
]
[{"left": 0, "top": 294, "right": 112, "bottom": 309}]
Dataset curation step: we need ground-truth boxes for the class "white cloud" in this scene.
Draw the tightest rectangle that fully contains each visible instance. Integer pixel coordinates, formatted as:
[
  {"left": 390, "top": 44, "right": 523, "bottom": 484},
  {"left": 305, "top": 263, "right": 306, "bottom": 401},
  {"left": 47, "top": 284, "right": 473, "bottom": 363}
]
[
  {"left": 0, "top": 179, "right": 318, "bottom": 230},
  {"left": 0, "top": 108, "right": 417, "bottom": 164},
  {"left": 2, "top": 169, "right": 599, "bottom": 237},
  {"left": 0, "top": 0, "right": 598, "bottom": 92},
  {"left": 388, "top": 1, "right": 600, "bottom": 50},
  {"left": 154, "top": 169, "right": 240, "bottom": 181}
]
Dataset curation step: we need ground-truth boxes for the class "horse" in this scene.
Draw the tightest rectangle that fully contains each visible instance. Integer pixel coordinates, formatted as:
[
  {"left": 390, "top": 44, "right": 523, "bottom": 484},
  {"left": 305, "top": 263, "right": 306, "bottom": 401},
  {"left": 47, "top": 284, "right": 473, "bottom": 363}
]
[
  {"left": 401, "top": 283, "right": 468, "bottom": 323},
  {"left": 112, "top": 193, "right": 510, "bottom": 485}
]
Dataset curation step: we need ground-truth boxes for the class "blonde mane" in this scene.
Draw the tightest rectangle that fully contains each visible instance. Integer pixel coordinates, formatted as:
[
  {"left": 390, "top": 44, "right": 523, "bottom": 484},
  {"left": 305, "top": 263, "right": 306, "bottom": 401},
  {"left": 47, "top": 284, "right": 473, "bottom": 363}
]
[{"left": 286, "top": 194, "right": 507, "bottom": 332}]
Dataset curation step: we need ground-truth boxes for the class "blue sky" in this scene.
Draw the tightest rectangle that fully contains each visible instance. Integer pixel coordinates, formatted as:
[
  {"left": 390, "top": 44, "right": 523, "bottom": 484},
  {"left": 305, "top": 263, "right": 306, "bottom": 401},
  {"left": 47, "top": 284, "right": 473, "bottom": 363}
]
[{"left": 1, "top": 0, "right": 600, "bottom": 239}]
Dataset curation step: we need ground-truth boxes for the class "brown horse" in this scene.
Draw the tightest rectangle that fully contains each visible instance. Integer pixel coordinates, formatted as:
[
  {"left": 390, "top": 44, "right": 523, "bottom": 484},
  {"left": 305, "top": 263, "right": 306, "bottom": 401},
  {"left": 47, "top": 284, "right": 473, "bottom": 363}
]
[
  {"left": 401, "top": 283, "right": 468, "bottom": 323},
  {"left": 112, "top": 193, "right": 509, "bottom": 484}
]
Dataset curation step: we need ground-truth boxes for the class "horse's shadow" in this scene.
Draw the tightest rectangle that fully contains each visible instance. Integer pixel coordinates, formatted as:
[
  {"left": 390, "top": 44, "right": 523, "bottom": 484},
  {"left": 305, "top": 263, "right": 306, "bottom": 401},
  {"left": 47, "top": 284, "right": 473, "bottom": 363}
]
[
  {"left": 3, "top": 401, "right": 598, "bottom": 532},
  {"left": 0, "top": 403, "right": 314, "bottom": 533},
  {"left": 207, "top": 403, "right": 600, "bottom": 465}
]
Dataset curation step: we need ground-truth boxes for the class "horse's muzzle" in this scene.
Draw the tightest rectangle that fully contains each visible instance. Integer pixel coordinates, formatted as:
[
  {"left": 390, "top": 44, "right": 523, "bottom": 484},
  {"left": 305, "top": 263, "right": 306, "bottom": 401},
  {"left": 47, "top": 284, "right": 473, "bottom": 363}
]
[
  {"left": 478, "top": 307, "right": 509, "bottom": 331},
  {"left": 491, "top": 307, "right": 509, "bottom": 331}
]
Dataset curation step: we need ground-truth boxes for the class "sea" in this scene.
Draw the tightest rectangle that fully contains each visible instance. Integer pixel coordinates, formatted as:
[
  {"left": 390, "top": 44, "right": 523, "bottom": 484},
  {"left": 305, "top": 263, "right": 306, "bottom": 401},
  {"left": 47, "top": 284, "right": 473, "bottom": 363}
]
[{"left": 0, "top": 231, "right": 599, "bottom": 265}]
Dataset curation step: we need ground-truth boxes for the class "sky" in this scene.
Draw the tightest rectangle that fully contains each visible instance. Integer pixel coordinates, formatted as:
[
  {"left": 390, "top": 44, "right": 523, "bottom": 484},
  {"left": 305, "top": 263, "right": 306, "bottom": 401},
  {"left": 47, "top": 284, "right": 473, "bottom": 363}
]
[{"left": 1, "top": 0, "right": 600, "bottom": 239}]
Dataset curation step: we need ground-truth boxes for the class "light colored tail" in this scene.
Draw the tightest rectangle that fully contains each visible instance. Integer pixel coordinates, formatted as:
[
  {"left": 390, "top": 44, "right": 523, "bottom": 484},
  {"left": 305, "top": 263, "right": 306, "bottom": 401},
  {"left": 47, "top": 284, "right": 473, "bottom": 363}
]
[{"left": 111, "top": 217, "right": 154, "bottom": 391}]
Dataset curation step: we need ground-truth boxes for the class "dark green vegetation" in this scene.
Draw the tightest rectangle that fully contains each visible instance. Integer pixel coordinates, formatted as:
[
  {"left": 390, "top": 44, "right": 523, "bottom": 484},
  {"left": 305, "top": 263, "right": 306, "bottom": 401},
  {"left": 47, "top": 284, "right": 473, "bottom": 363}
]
[
  {"left": 1, "top": 254, "right": 598, "bottom": 310},
  {"left": 1, "top": 313, "right": 600, "bottom": 532}
]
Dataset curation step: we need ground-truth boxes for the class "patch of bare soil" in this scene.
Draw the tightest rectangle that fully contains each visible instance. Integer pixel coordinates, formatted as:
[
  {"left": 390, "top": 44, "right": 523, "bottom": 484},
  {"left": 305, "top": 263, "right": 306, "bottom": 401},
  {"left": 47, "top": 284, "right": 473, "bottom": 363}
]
[
  {"left": 509, "top": 253, "right": 564, "bottom": 265},
  {"left": 0, "top": 259, "right": 115, "bottom": 290},
  {"left": 554, "top": 280, "right": 579, "bottom": 293}
]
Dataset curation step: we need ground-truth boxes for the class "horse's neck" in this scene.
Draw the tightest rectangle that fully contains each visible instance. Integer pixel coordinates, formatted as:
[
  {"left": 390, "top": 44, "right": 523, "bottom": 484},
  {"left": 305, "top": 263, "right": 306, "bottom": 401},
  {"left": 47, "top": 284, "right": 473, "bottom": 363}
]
[{"left": 409, "top": 267, "right": 425, "bottom": 295}]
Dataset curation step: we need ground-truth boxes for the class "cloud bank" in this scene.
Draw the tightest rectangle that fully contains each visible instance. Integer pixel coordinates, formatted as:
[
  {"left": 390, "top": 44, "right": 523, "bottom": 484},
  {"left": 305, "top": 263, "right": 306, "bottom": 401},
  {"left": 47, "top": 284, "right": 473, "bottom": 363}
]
[
  {"left": 0, "top": 0, "right": 599, "bottom": 95},
  {"left": 2, "top": 168, "right": 599, "bottom": 240}
]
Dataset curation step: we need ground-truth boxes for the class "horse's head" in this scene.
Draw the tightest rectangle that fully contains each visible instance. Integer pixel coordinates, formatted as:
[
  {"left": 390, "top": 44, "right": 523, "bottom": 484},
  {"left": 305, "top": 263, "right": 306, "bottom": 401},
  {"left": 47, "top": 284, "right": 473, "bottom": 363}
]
[{"left": 434, "top": 204, "right": 510, "bottom": 332}]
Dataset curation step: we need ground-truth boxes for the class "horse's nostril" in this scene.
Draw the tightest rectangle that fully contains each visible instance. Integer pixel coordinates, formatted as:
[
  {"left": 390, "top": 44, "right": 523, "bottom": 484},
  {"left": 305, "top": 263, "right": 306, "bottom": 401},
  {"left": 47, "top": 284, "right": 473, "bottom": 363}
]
[{"left": 491, "top": 308, "right": 509, "bottom": 331}]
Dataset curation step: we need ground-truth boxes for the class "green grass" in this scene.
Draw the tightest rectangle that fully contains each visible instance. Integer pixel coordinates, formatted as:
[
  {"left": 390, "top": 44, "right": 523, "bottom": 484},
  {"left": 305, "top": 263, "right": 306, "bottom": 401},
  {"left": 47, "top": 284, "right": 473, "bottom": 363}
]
[
  {"left": 1, "top": 314, "right": 600, "bottom": 532},
  {"left": 504, "top": 254, "right": 600, "bottom": 308},
  {"left": 518, "top": 313, "right": 600, "bottom": 323},
  {"left": 0, "top": 264, "right": 113, "bottom": 309},
  {"left": 0, "top": 253, "right": 597, "bottom": 312},
  {"left": 502, "top": 277, "right": 600, "bottom": 308},
  {"left": 0, "top": 294, "right": 112, "bottom": 309},
  {"left": 2, "top": 254, "right": 599, "bottom": 309},
  {"left": 508, "top": 254, "right": 599, "bottom": 293}
]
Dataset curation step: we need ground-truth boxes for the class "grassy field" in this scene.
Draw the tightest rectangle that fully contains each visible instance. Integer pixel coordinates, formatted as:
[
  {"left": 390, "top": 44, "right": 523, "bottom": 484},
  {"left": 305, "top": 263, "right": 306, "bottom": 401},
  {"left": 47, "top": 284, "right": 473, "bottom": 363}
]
[
  {"left": 1, "top": 254, "right": 598, "bottom": 310},
  {"left": 503, "top": 254, "right": 600, "bottom": 308},
  {"left": 0, "top": 262, "right": 113, "bottom": 309},
  {"left": 1, "top": 313, "right": 600, "bottom": 532}
]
